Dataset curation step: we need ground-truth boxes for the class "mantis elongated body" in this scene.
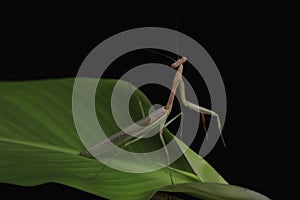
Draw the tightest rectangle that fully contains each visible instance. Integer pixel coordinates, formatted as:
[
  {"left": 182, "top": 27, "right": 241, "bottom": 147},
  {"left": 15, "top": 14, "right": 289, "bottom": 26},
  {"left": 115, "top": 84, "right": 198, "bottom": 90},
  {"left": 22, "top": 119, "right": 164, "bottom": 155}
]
[{"left": 80, "top": 57, "right": 225, "bottom": 185}]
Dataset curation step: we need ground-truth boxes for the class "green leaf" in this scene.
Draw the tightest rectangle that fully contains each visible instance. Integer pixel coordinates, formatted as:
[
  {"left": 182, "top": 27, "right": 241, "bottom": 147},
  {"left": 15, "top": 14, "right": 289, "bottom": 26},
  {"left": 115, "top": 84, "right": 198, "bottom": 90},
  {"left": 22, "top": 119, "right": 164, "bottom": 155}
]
[
  {"left": 162, "top": 182, "right": 270, "bottom": 200},
  {"left": 0, "top": 78, "right": 268, "bottom": 200}
]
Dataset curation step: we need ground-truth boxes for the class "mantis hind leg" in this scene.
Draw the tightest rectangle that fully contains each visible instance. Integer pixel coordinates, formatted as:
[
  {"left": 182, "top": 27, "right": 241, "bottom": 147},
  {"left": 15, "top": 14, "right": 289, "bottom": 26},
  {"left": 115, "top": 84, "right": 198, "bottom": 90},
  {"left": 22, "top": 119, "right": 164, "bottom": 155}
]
[
  {"left": 164, "top": 112, "right": 183, "bottom": 140},
  {"left": 87, "top": 83, "right": 147, "bottom": 180},
  {"left": 87, "top": 114, "right": 183, "bottom": 183},
  {"left": 128, "top": 82, "right": 146, "bottom": 118},
  {"left": 87, "top": 133, "right": 147, "bottom": 180},
  {"left": 161, "top": 112, "right": 184, "bottom": 186},
  {"left": 159, "top": 123, "right": 174, "bottom": 186}
]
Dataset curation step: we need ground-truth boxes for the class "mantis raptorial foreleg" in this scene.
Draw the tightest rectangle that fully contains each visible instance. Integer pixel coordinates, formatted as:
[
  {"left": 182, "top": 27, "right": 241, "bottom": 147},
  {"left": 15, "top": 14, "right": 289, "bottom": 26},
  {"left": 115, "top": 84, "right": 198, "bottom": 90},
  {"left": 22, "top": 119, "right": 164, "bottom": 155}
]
[{"left": 178, "top": 80, "right": 226, "bottom": 147}]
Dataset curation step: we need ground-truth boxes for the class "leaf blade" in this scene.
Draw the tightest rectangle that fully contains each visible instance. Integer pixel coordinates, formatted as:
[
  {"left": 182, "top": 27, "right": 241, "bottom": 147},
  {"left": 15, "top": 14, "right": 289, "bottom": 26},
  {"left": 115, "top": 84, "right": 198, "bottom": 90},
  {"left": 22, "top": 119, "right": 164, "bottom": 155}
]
[{"left": 0, "top": 78, "right": 266, "bottom": 200}]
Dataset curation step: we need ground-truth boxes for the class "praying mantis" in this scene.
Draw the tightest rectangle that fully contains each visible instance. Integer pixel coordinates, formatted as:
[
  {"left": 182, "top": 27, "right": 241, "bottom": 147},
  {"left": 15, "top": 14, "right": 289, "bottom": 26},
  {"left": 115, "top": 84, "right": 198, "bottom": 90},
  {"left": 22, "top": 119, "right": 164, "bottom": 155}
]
[{"left": 80, "top": 56, "right": 225, "bottom": 185}]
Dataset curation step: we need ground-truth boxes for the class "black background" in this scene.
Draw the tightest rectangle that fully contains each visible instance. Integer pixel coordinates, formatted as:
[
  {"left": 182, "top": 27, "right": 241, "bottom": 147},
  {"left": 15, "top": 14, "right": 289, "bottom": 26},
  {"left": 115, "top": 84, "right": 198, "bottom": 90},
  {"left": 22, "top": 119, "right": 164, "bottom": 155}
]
[{"left": 0, "top": 1, "right": 297, "bottom": 199}]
